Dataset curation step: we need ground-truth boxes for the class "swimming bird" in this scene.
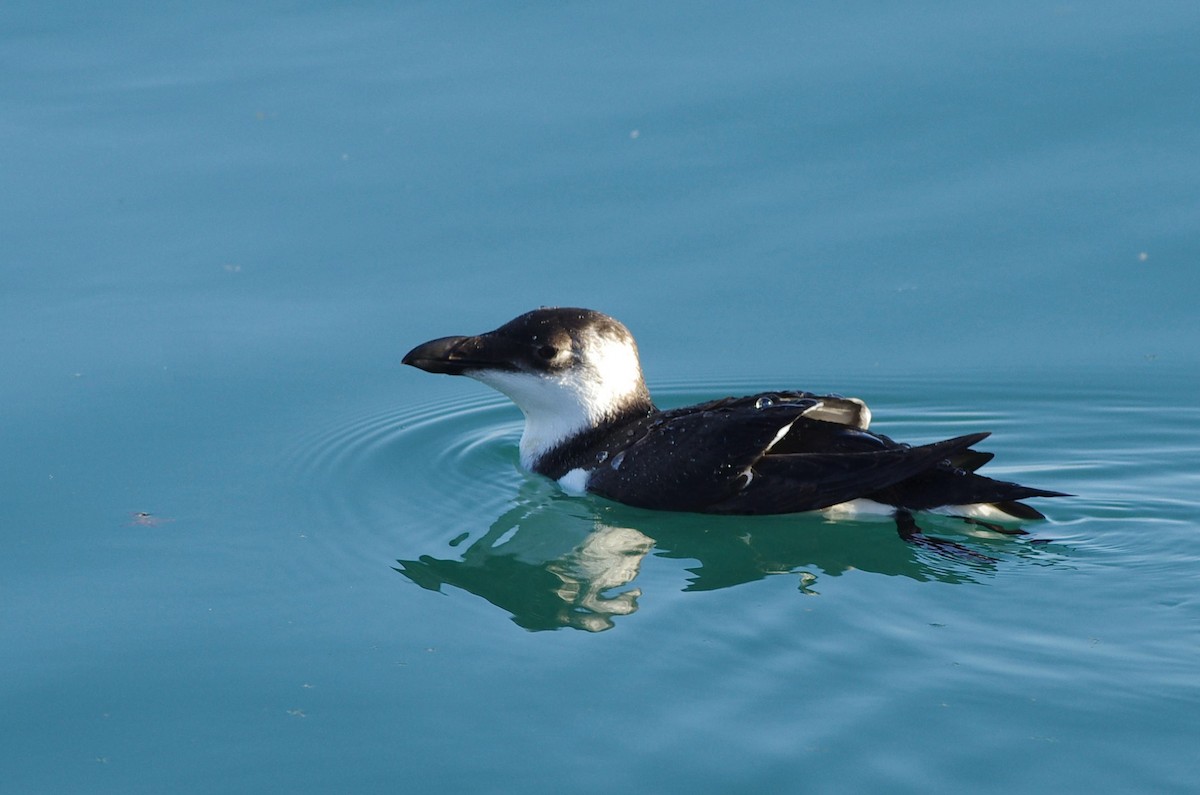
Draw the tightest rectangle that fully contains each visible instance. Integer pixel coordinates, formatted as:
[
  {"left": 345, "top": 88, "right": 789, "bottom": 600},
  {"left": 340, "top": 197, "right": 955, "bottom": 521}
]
[{"left": 403, "top": 307, "right": 1067, "bottom": 522}]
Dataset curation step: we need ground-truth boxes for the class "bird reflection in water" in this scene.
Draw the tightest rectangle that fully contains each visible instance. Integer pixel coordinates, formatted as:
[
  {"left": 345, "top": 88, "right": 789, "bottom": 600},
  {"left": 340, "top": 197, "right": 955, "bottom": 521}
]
[
  {"left": 395, "top": 484, "right": 1058, "bottom": 632},
  {"left": 396, "top": 489, "right": 653, "bottom": 632}
]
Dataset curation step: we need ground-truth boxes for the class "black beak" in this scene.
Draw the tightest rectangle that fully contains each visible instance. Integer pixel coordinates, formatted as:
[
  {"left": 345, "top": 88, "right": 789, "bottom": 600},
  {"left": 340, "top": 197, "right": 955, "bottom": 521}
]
[{"left": 402, "top": 333, "right": 523, "bottom": 375}]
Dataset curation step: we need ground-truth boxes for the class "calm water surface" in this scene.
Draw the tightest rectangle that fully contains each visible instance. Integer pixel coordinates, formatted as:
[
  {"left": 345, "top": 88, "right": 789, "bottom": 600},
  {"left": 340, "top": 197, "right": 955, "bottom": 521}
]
[{"left": 3, "top": 3, "right": 1199, "bottom": 793}]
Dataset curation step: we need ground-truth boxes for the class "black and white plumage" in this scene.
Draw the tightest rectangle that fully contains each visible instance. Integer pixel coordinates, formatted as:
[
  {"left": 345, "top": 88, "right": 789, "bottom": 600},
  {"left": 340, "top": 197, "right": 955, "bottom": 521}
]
[{"left": 403, "top": 307, "right": 1067, "bottom": 521}]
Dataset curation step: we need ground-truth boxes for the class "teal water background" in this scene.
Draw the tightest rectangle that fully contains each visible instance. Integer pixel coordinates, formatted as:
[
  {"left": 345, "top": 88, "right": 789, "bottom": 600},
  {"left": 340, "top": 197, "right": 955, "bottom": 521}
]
[{"left": 4, "top": 3, "right": 1199, "bottom": 793}]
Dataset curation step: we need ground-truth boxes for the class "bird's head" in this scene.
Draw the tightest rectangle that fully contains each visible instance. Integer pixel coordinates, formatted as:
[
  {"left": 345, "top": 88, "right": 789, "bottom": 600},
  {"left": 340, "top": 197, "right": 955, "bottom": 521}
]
[{"left": 404, "top": 307, "right": 654, "bottom": 468}]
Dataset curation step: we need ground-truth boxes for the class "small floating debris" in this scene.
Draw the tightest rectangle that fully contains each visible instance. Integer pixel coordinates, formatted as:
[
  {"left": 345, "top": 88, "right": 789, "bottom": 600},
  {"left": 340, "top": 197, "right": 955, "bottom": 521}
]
[{"left": 129, "top": 512, "right": 172, "bottom": 527}]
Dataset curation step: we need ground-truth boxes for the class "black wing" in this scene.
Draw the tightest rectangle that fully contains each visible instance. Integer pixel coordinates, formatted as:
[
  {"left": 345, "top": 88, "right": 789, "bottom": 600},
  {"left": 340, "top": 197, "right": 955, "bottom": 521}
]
[
  {"left": 576, "top": 391, "right": 1066, "bottom": 516},
  {"left": 584, "top": 395, "right": 826, "bottom": 512},
  {"left": 585, "top": 394, "right": 988, "bottom": 514},
  {"left": 709, "top": 423, "right": 991, "bottom": 515}
]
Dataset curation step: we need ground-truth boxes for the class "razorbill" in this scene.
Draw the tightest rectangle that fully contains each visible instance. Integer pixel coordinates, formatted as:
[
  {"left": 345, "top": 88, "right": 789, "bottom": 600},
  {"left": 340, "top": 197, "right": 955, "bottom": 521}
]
[{"left": 403, "top": 307, "right": 1068, "bottom": 521}]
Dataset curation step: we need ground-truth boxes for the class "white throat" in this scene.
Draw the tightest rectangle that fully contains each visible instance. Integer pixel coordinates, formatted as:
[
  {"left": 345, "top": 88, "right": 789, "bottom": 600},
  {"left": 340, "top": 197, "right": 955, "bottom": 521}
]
[{"left": 468, "top": 333, "right": 645, "bottom": 470}]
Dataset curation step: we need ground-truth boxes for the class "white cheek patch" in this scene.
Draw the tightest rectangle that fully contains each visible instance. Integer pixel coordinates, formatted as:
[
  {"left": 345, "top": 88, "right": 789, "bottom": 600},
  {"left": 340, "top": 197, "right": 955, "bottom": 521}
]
[{"left": 577, "top": 331, "right": 643, "bottom": 405}]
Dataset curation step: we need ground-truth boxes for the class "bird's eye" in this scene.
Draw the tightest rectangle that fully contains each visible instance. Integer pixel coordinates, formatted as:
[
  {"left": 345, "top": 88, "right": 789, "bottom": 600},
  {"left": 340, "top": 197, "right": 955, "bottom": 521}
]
[{"left": 536, "top": 345, "right": 558, "bottom": 360}]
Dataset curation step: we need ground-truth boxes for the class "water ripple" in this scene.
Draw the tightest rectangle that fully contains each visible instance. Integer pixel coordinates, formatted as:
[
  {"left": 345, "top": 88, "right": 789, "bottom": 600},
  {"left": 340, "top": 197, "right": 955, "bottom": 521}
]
[
  {"left": 282, "top": 375, "right": 1109, "bottom": 542},
  {"left": 281, "top": 391, "right": 525, "bottom": 571},
  {"left": 277, "top": 378, "right": 1103, "bottom": 602}
]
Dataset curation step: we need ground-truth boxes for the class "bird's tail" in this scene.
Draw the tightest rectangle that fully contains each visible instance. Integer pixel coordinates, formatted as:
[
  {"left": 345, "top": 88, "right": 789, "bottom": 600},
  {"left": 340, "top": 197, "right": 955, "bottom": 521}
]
[{"left": 870, "top": 438, "right": 1070, "bottom": 520}]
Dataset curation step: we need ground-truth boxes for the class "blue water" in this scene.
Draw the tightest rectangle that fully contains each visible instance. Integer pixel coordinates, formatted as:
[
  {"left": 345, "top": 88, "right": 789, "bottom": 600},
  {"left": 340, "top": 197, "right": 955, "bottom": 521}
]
[{"left": 4, "top": 3, "right": 1199, "bottom": 793}]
